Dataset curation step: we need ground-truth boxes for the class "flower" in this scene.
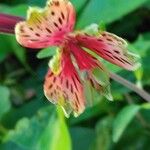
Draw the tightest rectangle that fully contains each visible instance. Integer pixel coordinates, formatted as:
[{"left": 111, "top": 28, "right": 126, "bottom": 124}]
[{"left": 13, "top": 0, "right": 140, "bottom": 117}]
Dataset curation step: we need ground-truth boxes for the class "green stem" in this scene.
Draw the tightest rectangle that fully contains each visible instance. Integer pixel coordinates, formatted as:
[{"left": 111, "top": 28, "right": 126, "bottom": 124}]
[{"left": 110, "top": 72, "right": 150, "bottom": 102}]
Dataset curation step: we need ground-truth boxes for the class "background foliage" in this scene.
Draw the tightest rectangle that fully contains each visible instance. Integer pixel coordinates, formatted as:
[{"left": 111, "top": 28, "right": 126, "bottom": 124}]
[{"left": 0, "top": 0, "right": 150, "bottom": 149}]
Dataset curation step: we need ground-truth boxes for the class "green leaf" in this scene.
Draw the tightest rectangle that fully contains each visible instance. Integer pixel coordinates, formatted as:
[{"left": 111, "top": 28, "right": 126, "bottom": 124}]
[
  {"left": 70, "top": 127, "right": 95, "bottom": 150},
  {"left": 141, "top": 103, "right": 150, "bottom": 110},
  {"left": 69, "top": 100, "right": 112, "bottom": 125},
  {"left": 3, "top": 107, "right": 54, "bottom": 149},
  {"left": 38, "top": 107, "right": 72, "bottom": 150},
  {"left": 37, "top": 47, "right": 57, "bottom": 59},
  {"left": 4, "top": 106, "right": 71, "bottom": 150},
  {"left": 53, "top": 107, "right": 71, "bottom": 150},
  {"left": 134, "top": 68, "right": 143, "bottom": 81},
  {"left": 0, "top": 141, "right": 26, "bottom": 150},
  {"left": 93, "top": 117, "right": 113, "bottom": 150},
  {"left": 71, "top": 0, "right": 88, "bottom": 14},
  {"left": 0, "top": 86, "right": 11, "bottom": 120},
  {"left": 112, "top": 105, "right": 140, "bottom": 143},
  {"left": 28, "top": 0, "right": 47, "bottom": 7},
  {"left": 76, "top": 0, "right": 148, "bottom": 28},
  {"left": 0, "top": 35, "right": 12, "bottom": 62},
  {"left": 133, "top": 33, "right": 150, "bottom": 85},
  {"left": 134, "top": 67, "right": 143, "bottom": 88},
  {"left": 0, "top": 4, "right": 27, "bottom": 17},
  {"left": 133, "top": 33, "right": 150, "bottom": 57},
  {"left": 0, "top": 34, "right": 27, "bottom": 65},
  {"left": 9, "top": 35, "right": 27, "bottom": 65}
]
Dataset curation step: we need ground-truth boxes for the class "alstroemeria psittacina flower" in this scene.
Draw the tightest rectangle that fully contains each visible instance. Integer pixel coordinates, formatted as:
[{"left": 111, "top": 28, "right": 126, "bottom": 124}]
[{"left": 15, "top": 0, "right": 140, "bottom": 117}]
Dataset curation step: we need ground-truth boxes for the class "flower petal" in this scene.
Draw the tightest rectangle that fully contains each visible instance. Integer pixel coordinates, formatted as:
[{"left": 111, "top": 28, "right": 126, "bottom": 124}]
[
  {"left": 15, "top": 0, "right": 76, "bottom": 49},
  {"left": 68, "top": 41, "right": 113, "bottom": 101},
  {"left": 69, "top": 42, "right": 99, "bottom": 70},
  {"left": 44, "top": 51, "right": 85, "bottom": 117},
  {"left": 76, "top": 32, "right": 140, "bottom": 70}
]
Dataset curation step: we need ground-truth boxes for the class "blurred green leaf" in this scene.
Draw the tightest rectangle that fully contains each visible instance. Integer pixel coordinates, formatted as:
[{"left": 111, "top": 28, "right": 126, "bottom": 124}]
[
  {"left": 2, "top": 98, "right": 48, "bottom": 130},
  {"left": 0, "top": 34, "right": 26, "bottom": 65},
  {"left": 38, "top": 107, "right": 72, "bottom": 150},
  {"left": 133, "top": 33, "right": 150, "bottom": 84},
  {"left": 134, "top": 67, "right": 143, "bottom": 88},
  {"left": 134, "top": 68, "right": 143, "bottom": 81},
  {"left": 69, "top": 100, "right": 112, "bottom": 125},
  {"left": 0, "top": 141, "right": 27, "bottom": 150},
  {"left": 112, "top": 105, "right": 140, "bottom": 143},
  {"left": 144, "top": 1, "right": 150, "bottom": 9},
  {"left": 70, "top": 127, "right": 95, "bottom": 150},
  {"left": 4, "top": 106, "right": 71, "bottom": 150},
  {"left": 1, "top": 77, "right": 47, "bottom": 128},
  {"left": 9, "top": 36, "right": 27, "bottom": 65},
  {"left": 133, "top": 33, "right": 150, "bottom": 57},
  {"left": 0, "top": 35, "right": 12, "bottom": 62},
  {"left": 93, "top": 117, "right": 113, "bottom": 150},
  {"left": 0, "top": 4, "right": 27, "bottom": 17},
  {"left": 37, "top": 47, "right": 56, "bottom": 59},
  {"left": 71, "top": 0, "right": 88, "bottom": 14},
  {"left": 0, "top": 86, "right": 11, "bottom": 120},
  {"left": 3, "top": 107, "right": 54, "bottom": 149},
  {"left": 113, "top": 118, "right": 150, "bottom": 150},
  {"left": 76, "top": 0, "right": 148, "bottom": 28},
  {"left": 27, "top": 0, "right": 47, "bottom": 7},
  {"left": 141, "top": 103, "right": 150, "bottom": 110}
]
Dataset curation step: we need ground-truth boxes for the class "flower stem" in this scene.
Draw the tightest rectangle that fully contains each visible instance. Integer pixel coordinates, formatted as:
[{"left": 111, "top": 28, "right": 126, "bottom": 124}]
[
  {"left": 0, "top": 13, "right": 23, "bottom": 34},
  {"left": 109, "top": 72, "right": 150, "bottom": 102}
]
